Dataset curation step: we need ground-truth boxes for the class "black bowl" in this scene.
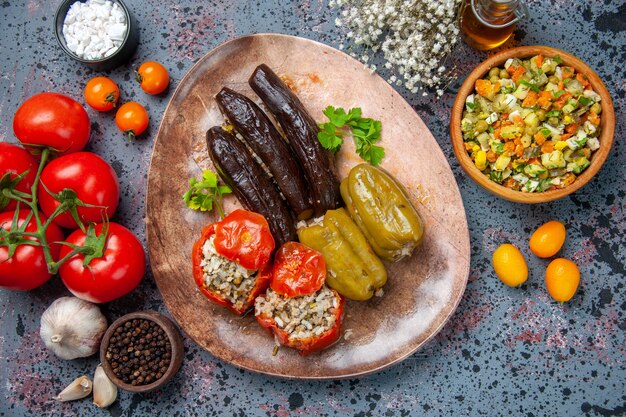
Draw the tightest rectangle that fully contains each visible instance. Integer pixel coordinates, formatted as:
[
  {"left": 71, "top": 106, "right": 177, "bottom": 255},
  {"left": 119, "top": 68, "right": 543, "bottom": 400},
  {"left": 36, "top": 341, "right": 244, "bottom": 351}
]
[{"left": 54, "top": 0, "right": 139, "bottom": 71}]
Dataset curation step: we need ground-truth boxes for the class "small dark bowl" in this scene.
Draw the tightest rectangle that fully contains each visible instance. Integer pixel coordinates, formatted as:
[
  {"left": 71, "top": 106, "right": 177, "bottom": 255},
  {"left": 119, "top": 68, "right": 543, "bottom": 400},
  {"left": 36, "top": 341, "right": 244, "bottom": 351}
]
[
  {"left": 100, "top": 311, "right": 184, "bottom": 393},
  {"left": 54, "top": 0, "right": 139, "bottom": 71}
]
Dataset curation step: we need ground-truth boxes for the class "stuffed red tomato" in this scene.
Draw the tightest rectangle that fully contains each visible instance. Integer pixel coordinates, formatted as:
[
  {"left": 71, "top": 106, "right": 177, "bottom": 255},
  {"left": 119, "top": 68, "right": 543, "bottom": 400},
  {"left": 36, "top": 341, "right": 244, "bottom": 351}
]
[{"left": 192, "top": 209, "right": 275, "bottom": 315}]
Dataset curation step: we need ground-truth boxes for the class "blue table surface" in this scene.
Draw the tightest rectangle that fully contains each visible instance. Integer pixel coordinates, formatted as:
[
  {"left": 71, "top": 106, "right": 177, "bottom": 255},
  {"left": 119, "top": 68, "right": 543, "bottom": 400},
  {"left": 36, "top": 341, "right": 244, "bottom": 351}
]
[{"left": 1, "top": 1, "right": 624, "bottom": 416}]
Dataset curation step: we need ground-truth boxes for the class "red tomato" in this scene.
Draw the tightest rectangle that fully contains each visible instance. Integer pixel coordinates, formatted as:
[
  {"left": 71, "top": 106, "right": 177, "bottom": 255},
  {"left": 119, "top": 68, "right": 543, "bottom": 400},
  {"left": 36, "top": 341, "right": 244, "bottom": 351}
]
[
  {"left": 0, "top": 209, "right": 64, "bottom": 291},
  {"left": 59, "top": 222, "right": 145, "bottom": 303},
  {"left": 13, "top": 92, "right": 91, "bottom": 155},
  {"left": 0, "top": 143, "right": 38, "bottom": 212},
  {"left": 38, "top": 152, "right": 119, "bottom": 229},
  {"left": 214, "top": 209, "right": 275, "bottom": 270},
  {"left": 270, "top": 242, "right": 326, "bottom": 298}
]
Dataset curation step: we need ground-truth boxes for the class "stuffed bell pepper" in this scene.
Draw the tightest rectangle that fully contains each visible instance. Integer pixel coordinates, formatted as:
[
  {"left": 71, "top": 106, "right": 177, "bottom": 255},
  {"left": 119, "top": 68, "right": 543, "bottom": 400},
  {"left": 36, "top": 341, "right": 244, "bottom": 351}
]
[
  {"left": 298, "top": 208, "right": 387, "bottom": 301},
  {"left": 254, "top": 242, "right": 345, "bottom": 356},
  {"left": 192, "top": 209, "right": 275, "bottom": 315}
]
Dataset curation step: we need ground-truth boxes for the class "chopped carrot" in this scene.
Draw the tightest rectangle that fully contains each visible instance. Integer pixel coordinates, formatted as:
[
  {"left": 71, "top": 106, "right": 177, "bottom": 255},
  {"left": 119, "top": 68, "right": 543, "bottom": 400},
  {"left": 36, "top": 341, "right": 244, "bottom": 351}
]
[
  {"left": 501, "top": 113, "right": 509, "bottom": 120},
  {"left": 588, "top": 111, "right": 601, "bottom": 126},
  {"left": 493, "top": 120, "right": 502, "bottom": 128},
  {"left": 513, "top": 138, "right": 522, "bottom": 146},
  {"left": 511, "top": 66, "right": 527, "bottom": 83},
  {"left": 562, "top": 173, "right": 576, "bottom": 186},
  {"left": 464, "top": 142, "right": 475, "bottom": 151},
  {"left": 560, "top": 133, "right": 573, "bottom": 141},
  {"left": 494, "top": 81, "right": 501, "bottom": 93},
  {"left": 493, "top": 128, "right": 502, "bottom": 139},
  {"left": 475, "top": 79, "right": 494, "bottom": 99},
  {"left": 528, "top": 157, "right": 540, "bottom": 165},
  {"left": 565, "top": 123, "right": 579, "bottom": 134},
  {"left": 562, "top": 66, "right": 575, "bottom": 79},
  {"left": 522, "top": 91, "right": 538, "bottom": 107},
  {"left": 503, "top": 177, "right": 519, "bottom": 190},
  {"left": 557, "top": 81, "right": 564, "bottom": 91},
  {"left": 553, "top": 92, "right": 572, "bottom": 110},
  {"left": 534, "top": 131, "right": 547, "bottom": 145},
  {"left": 501, "top": 120, "right": 514, "bottom": 128},
  {"left": 537, "top": 91, "right": 553, "bottom": 109},
  {"left": 511, "top": 113, "right": 524, "bottom": 126},
  {"left": 504, "top": 142, "right": 515, "bottom": 154},
  {"left": 515, "top": 144, "right": 525, "bottom": 157},
  {"left": 541, "top": 141, "right": 554, "bottom": 154},
  {"left": 535, "top": 54, "right": 544, "bottom": 68},
  {"left": 486, "top": 150, "right": 498, "bottom": 162},
  {"left": 576, "top": 73, "right": 589, "bottom": 87}
]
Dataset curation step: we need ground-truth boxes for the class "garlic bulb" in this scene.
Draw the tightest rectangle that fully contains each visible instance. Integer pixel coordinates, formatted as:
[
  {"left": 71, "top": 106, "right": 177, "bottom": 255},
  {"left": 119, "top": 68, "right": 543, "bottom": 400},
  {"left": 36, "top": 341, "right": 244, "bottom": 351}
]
[
  {"left": 40, "top": 297, "right": 107, "bottom": 360},
  {"left": 55, "top": 375, "right": 92, "bottom": 401},
  {"left": 93, "top": 364, "right": 117, "bottom": 408}
]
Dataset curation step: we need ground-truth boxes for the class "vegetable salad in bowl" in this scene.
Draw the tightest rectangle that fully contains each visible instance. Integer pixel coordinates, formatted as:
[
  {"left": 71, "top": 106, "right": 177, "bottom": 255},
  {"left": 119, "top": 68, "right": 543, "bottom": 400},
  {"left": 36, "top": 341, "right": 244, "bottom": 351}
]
[{"left": 460, "top": 54, "right": 602, "bottom": 193}]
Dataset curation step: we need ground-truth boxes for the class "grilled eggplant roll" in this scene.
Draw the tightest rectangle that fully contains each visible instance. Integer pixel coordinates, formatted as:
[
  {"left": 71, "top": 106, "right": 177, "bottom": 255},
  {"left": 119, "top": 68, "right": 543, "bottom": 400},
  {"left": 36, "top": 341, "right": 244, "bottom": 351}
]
[
  {"left": 206, "top": 126, "right": 296, "bottom": 246},
  {"left": 249, "top": 64, "right": 342, "bottom": 217},
  {"left": 215, "top": 87, "right": 313, "bottom": 220}
]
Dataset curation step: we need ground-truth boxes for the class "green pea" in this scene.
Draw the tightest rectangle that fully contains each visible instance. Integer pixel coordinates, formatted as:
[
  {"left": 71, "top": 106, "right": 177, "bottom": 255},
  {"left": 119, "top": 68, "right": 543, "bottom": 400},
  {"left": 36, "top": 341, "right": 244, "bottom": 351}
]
[
  {"left": 490, "top": 75, "right": 499, "bottom": 84},
  {"left": 548, "top": 117, "right": 559, "bottom": 126},
  {"left": 489, "top": 67, "right": 500, "bottom": 77},
  {"left": 499, "top": 69, "right": 509, "bottom": 79},
  {"left": 475, "top": 120, "right": 489, "bottom": 133},
  {"left": 548, "top": 75, "right": 559, "bottom": 84}
]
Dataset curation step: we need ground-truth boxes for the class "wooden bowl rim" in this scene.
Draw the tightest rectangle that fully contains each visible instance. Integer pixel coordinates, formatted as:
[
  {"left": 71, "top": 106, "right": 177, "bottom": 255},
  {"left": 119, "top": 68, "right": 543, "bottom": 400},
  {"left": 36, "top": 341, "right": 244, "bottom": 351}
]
[
  {"left": 450, "top": 45, "right": 615, "bottom": 204},
  {"left": 99, "top": 311, "right": 184, "bottom": 393}
]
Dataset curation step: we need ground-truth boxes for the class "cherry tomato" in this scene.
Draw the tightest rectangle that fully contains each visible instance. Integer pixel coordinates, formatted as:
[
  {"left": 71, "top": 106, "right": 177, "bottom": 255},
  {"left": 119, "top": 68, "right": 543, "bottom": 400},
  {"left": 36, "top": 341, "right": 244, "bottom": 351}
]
[
  {"left": 545, "top": 258, "right": 580, "bottom": 302},
  {"left": 84, "top": 76, "right": 120, "bottom": 112},
  {"left": 59, "top": 222, "right": 145, "bottom": 303},
  {"left": 271, "top": 242, "right": 326, "bottom": 298},
  {"left": 13, "top": 92, "right": 90, "bottom": 155},
  {"left": 115, "top": 102, "right": 149, "bottom": 139},
  {"left": 214, "top": 209, "right": 275, "bottom": 270},
  {"left": 492, "top": 243, "right": 528, "bottom": 287},
  {"left": 38, "top": 152, "right": 119, "bottom": 229},
  {"left": 0, "top": 143, "right": 38, "bottom": 212},
  {"left": 529, "top": 220, "right": 566, "bottom": 258},
  {"left": 0, "top": 209, "right": 64, "bottom": 291},
  {"left": 136, "top": 61, "right": 169, "bottom": 95}
]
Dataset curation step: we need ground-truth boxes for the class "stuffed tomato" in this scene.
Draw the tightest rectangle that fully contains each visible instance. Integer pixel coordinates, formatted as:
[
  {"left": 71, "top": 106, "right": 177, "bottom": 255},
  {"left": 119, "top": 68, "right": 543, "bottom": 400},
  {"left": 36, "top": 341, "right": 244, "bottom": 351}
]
[
  {"left": 254, "top": 242, "right": 344, "bottom": 356},
  {"left": 192, "top": 209, "right": 275, "bottom": 315}
]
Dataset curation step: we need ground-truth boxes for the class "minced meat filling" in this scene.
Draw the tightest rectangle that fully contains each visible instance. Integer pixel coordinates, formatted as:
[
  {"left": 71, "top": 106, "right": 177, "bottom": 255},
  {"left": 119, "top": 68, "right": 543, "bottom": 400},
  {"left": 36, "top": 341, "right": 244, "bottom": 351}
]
[
  {"left": 201, "top": 236, "right": 257, "bottom": 310},
  {"left": 255, "top": 287, "right": 339, "bottom": 341}
]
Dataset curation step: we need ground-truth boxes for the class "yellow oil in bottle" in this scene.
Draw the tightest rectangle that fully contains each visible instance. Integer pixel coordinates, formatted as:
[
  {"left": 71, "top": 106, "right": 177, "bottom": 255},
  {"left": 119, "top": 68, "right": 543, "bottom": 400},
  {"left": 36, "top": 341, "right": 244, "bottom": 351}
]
[{"left": 459, "top": 0, "right": 527, "bottom": 51}]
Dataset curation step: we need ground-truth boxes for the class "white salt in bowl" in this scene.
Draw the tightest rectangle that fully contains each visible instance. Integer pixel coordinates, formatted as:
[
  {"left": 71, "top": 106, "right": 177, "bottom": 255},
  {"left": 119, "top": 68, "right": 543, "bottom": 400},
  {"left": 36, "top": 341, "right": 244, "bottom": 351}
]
[{"left": 54, "top": 0, "right": 139, "bottom": 71}]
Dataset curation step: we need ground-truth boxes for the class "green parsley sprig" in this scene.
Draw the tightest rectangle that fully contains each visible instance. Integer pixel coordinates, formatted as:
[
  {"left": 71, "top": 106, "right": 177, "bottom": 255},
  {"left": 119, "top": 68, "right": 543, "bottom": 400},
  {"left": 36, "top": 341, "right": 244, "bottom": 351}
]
[
  {"left": 317, "top": 106, "right": 385, "bottom": 166},
  {"left": 183, "top": 170, "right": 232, "bottom": 217}
]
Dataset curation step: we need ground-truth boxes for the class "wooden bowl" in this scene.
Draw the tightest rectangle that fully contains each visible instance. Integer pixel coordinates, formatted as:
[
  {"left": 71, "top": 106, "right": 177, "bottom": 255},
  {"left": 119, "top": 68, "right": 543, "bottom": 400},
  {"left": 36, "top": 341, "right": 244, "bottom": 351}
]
[
  {"left": 99, "top": 311, "right": 184, "bottom": 393},
  {"left": 450, "top": 45, "right": 615, "bottom": 203}
]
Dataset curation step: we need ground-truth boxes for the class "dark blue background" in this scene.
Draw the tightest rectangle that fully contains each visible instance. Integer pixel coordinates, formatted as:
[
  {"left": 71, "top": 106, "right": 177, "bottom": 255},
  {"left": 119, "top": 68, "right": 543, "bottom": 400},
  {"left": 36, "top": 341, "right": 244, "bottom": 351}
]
[{"left": 1, "top": 1, "right": 624, "bottom": 416}]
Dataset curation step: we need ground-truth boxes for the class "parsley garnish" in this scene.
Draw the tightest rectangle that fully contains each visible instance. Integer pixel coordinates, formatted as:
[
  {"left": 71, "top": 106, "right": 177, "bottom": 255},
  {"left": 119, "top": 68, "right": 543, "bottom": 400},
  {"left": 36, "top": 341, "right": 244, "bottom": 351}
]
[
  {"left": 520, "top": 79, "right": 540, "bottom": 93},
  {"left": 317, "top": 106, "right": 385, "bottom": 166},
  {"left": 183, "top": 170, "right": 232, "bottom": 217},
  {"left": 553, "top": 55, "right": 563, "bottom": 64}
]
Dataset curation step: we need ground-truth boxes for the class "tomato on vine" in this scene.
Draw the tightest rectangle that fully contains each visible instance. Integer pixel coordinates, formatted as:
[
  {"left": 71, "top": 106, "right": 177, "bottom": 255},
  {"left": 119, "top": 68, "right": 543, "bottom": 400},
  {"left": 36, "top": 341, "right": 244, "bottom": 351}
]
[
  {"left": 37, "top": 152, "right": 120, "bottom": 229},
  {"left": 59, "top": 222, "right": 145, "bottom": 303},
  {"left": 84, "top": 76, "right": 120, "bottom": 112},
  {"left": 0, "top": 209, "right": 64, "bottom": 291},
  {"left": 0, "top": 143, "right": 38, "bottom": 212},
  {"left": 115, "top": 102, "right": 149, "bottom": 139},
  {"left": 136, "top": 61, "right": 169, "bottom": 95},
  {"left": 13, "top": 92, "right": 90, "bottom": 155}
]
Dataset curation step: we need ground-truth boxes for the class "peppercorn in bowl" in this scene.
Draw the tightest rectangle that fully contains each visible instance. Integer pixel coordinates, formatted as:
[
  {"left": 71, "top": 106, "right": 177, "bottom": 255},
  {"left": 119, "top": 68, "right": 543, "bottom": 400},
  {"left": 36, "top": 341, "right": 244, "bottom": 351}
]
[
  {"left": 100, "top": 311, "right": 183, "bottom": 393},
  {"left": 450, "top": 45, "right": 615, "bottom": 204}
]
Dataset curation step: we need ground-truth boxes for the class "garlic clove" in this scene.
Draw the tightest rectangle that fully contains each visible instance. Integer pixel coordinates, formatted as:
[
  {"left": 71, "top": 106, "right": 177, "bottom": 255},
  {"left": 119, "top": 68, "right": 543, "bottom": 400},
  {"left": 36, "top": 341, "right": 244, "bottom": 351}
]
[
  {"left": 55, "top": 375, "right": 93, "bottom": 402},
  {"left": 93, "top": 364, "right": 117, "bottom": 408}
]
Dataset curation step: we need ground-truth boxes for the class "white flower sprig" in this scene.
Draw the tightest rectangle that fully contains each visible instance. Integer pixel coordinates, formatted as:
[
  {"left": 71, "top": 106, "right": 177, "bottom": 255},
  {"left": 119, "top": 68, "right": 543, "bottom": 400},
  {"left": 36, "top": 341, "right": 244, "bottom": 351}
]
[{"left": 330, "top": 0, "right": 461, "bottom": 96}]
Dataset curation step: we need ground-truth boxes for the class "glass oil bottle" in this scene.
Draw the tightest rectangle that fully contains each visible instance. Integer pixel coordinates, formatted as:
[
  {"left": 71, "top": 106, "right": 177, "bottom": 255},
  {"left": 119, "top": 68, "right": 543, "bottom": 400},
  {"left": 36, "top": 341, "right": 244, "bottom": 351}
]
[{"left": 458, "top": 0, "right": 528, "bottom": 51}]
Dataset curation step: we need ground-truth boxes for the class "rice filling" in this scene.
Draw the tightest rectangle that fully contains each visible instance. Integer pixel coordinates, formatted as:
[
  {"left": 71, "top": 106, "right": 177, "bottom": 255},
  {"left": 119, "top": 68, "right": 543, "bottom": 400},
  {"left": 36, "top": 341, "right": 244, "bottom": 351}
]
[
  {"left": 255, "top": 287, "right": 339, "bottom": 341},
  {"left": 200, "top": 235, "right": 257, "bottom": 311}
]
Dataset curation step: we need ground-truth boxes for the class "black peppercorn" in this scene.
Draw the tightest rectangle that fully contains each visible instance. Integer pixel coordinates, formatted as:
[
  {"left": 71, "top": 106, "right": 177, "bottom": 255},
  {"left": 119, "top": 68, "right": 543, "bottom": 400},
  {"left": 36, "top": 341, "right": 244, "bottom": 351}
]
[{"left": 105, "top": 318, "right": 172, "bottom": 386}]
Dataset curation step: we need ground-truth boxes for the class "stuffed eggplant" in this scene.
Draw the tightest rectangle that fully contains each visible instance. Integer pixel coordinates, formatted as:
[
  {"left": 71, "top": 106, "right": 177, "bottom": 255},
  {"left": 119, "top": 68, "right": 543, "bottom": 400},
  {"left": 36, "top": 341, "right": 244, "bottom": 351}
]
[
  {"left": 206, "top": 126, "right": 296, "bottom": 246},
  {"left": 249, "top": 64, "right": 342, "bottom": 217},
  {"left": 215, "top": 87, "right": 313, "bottom": 220}
]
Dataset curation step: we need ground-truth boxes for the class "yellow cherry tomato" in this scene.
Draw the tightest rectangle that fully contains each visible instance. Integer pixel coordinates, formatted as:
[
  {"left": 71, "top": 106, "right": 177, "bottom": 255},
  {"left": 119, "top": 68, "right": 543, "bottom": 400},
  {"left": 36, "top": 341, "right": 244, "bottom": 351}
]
[
  {"left": 492, "top": 243, "right": 528, "bottom": 287},
  {"left": 545, "top": 258, "right": 580, "bottom": 302},
  {"left": 529, "top": 220, "right": 566, "bottom": 258},
  {"left": 84, "top": 76, "right": 119, "bottom": 112}
]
